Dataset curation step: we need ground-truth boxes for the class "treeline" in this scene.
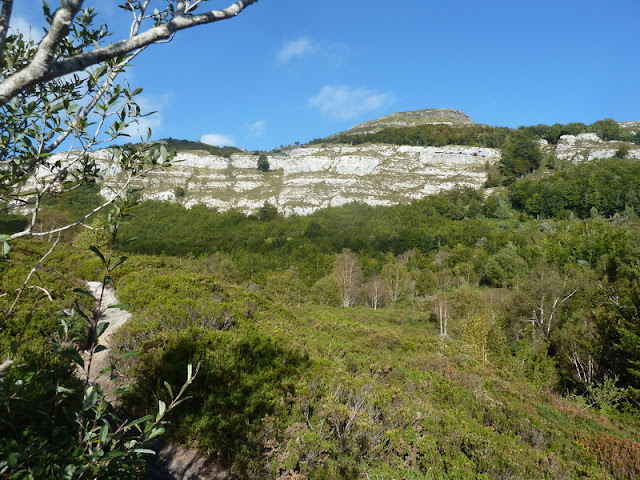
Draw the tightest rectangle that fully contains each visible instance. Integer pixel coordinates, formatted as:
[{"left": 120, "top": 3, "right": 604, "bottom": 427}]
[
  {"left": 314, "top": 118, "right": 638, "bottom": 181},
  {"left": 510, "top": 158, "right": 640, "bottom": 218},
  {"left": 317, "top": 118, "right": 640, "bottom": 149},
  {"left": 119, "top": 158, "right": 640, "bottom": 266},
  {"left": 117, "top": 138, "right": 243, "bottom": 158}
]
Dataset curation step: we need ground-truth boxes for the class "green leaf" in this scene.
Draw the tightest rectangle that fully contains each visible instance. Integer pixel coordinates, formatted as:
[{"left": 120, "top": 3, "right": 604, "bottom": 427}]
[
  {"left": 49, "top": 102, "right": 64, "bottom": 113},
  {"left": 164, "top": 381, "right": 174, "bottom": 399},
  {"left": 56, "top": 385, "right": 75, "bottom": 394},
  {"left": 125, "top": 414, "right": 154, "bottom": 432},
  {"left": 1, "top": 240, "right": 11, "bottom": 257},
  {"left": 107, "top": 303, "right": 131, "bottom": 309},
  {"left": 73, "top": 288, "right": 96, "bottom": 300},
  {"left": 132, "top": 448, "right": 155, "bottom": 455},
  {"left": 116, "top": 236, "right": 137, "bottom": 248},
  {"left": 157, "top": 399, "right": 166, "bottom": 421},
  {"left": 73, "top": 302, "right": 92, "bottom": 323},
  {"left": 120, "top": 351, "right": 140, "bottom": 359},
  {"left": 96, "top": 321, "right": 110, "bottom": 338},
  {"left": 89, "top": 245, "right": 106, "bottom": 264},
  {"left": 99, "top": 423, "right": 109, "bottom": 443},
  {"left": 82, "top": 386, "right": 98, "bottom": 411},
  {"left": 146, "top": 426, "right": 165, "bottom": 441},
  {"left": 64, "top": 464, "right": 76, "bottom": 477},
  {"left": 109, "top": 256, "right": 128, "bottom": 271},
  {"left": 62, "top": 348, "right": 84, "bottom": 368}
]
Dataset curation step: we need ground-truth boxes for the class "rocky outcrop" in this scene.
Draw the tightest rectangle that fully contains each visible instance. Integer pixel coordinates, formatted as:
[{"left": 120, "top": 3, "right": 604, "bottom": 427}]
[
  {"left": 545, "top": 133, "right": 640, "bottom": 163},
  {"left": 94, "top": 143, "right": 499, "bottom": 216}
]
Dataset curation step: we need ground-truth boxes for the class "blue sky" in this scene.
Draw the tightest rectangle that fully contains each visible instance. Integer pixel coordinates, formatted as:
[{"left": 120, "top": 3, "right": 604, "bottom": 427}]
[{"left": 11, "top": 0, "right": 640, "bottom": 151}]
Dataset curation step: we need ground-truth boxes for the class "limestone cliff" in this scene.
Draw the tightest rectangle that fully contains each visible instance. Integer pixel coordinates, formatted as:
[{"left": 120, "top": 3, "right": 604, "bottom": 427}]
[
  {"left": 94, "top": 143, "right": 499, "bottom": 215},
  {"left": 541, "top": 133, "right": 640, "bottom": 163}
]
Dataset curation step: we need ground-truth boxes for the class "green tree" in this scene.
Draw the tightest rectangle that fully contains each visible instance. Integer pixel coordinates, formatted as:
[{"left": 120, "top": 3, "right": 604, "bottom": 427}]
[
  {"left": 499, "top": 132, "right": 543, "bottom": 179},
  {"left": 1, "top": 0, "right": 259, "bottom": 251},
  {"left": 481, "top": 246, "right": 527, "bottom": 287},
  {"left": 310, "top": 274, "right": 341, "bottom": 307},
  {"left": 174, "top": 186, "right": 187, "bottom": 198},
  {"left": 266, "top": 269, "right": 307, "bottom": 304},
  {"left": 257, "top": 153, "right": 270, "bottom": 172},
  {"left": 0, "top": 0, "right": 260, "bottom": 475}
]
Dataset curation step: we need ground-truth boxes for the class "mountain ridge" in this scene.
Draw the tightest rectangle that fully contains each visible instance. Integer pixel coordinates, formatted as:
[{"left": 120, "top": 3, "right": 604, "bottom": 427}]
[
  {"left": 34, "top": 109, "right": 640, "bottom": 216},
  {"left": 330, "top": 108, "right": 474, "bottom": 137}
]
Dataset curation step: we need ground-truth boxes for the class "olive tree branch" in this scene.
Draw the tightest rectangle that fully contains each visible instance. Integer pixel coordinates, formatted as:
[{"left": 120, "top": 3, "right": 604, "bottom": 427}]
[
  {"left": 4, "top": 232, "right": 60, "bottom": 321},
  {"left": 46, "top": 49, "right": 144, "bottom": 154},
  {"left": 0, "top": 0, "right": 260, "bottom": 106},
  {"left": 8, "top": 170, "right": 135, "bottom": 241}
]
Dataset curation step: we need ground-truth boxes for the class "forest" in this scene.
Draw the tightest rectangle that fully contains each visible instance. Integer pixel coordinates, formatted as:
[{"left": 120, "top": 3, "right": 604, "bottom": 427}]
[{"left": 3, "top": 140, "right": 640, "bottom": 478}]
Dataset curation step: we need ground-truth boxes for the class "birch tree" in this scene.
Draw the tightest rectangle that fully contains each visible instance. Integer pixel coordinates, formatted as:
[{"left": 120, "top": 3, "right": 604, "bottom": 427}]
[
  {"left": 435, "top": 290, "right": 449, "bottom": 338},
  {"left": 364, "top": 275, "right": 387, "bottom": 310},
  {"left": 517, "top": 262, "right": 580, "bottom": 339},
  {"left": 334, "top": 248, "right": 362, "bottom": 308},
  {"left": 381, "top": 262, "right": 411, "bottom": 303}
]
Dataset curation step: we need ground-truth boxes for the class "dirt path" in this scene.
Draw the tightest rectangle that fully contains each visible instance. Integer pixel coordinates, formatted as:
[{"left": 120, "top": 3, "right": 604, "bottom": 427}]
[
  {"left": 77, "top": 281, "right": 132, "bottom": 402},
  {"left": 78, "top": 282, "right": 234, "bottom": 480}
]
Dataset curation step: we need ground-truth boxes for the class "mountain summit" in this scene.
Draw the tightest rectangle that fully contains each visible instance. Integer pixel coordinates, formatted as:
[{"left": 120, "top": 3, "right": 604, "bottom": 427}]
[{"left": 335, "top": 108, "right": 474, "bottom": 137}]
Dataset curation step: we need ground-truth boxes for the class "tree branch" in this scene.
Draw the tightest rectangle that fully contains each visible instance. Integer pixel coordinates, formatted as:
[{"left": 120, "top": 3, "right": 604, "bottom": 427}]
[
  {"left": 4, "top": 233, "right": 60, "bottom": 321},
  {"left": 7, "top": 171, "right": 135, "bottom": 242},
  {"left": 0, "top": 0, "right": 14, "bottom": 55},
  {"left": 45, "top": 51, "right": 143, "bottom": 154},
  {"left": 0, "top": 0, "right": 259, "bottom": 106}
]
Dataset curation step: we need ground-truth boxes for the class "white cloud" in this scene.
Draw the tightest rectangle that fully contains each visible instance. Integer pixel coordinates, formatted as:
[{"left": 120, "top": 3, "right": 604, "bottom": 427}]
[
  {"left": 309, "top": 85, "right": 393, "bottom": 120},
  {"left": 277, "top": 37, "right": 318, "bottom": 63},
  {"left": 10, "top": 15, "right": 43, "bottom": 41},
  {"left": 248, "top": 120, "right": 266, "bottom": 137},
  {"left": 200, "top": 133, "right": 236, "bottom": 147}
]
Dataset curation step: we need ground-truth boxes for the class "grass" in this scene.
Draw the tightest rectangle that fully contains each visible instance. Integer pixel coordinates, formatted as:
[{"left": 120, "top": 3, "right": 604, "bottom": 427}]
[
  {"left": 345, "top": 109, "right": 474, "bottom": 136},
  {"left": 4, "top": 239, "right": 640, "bottom": 479}
]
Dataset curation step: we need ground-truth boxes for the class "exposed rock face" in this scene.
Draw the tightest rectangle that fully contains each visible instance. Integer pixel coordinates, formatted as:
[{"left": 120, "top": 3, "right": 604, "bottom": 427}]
[
  {"left": 94, "top": 143, "right": 499, "bottom": 216},
  {"left": 548, "top": 133, "right": 640, "bottom": 163}
]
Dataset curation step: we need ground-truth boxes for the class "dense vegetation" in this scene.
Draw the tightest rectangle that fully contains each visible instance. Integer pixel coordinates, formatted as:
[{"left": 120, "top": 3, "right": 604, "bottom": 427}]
[
  {"left": 316, "top": 119, "right": 640, "bottom": 181},
  {"left": 121, "top": 138, "right": 243, "bottom": 158},
  {"left": 4, "top": 140, "right": 640, "bottom": 478},
  {"left": 319, "top": 118, "right": 640, "bottom": 148}
]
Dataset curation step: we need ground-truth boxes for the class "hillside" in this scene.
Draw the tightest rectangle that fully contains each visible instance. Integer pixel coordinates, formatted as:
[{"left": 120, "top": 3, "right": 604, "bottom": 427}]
[
  {"left": 5, "top": 151, "right": 640, "bottom": 478},
  {"left": 22, "top": 110, "right": 640, "bottom": 218},
  {"left": 329, "top": 108, "right": 474, "bottom": 137},
  {"left": 103, "top": 112, "right": 640, "bottom": 214}
]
